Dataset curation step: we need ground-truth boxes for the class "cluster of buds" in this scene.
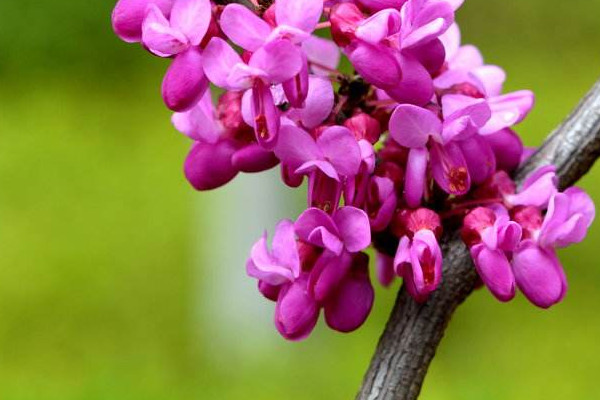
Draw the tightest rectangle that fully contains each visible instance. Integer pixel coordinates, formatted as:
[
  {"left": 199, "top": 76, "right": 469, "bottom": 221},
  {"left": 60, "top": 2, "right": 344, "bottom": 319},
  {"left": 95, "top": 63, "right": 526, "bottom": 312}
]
[{"left": 112, "top": 0, "right": 595, "bottom": 340}]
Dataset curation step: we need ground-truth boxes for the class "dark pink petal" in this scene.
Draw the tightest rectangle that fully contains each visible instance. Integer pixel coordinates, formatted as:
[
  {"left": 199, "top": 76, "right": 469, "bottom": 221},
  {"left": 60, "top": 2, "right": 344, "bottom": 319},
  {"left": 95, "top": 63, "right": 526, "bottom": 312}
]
[
  {"left": 406, "top": 38, "right": 446, "bottom": 76},
  {"left": 497, "top": 219, "right": 522, "bottom": 252},
  {"left": 368, "top": 177, "right": 397, "bottom": 232},
  {"left": 389, "top": 104, "right": 441, "bottom": 148},
  {"left": 334, "top": 206, "right": 372, "bottom": 253},
  {"left": 274, "top": 125, "right": 320, "bottom": 170},
  {"left": 459, "top": 134, "right": 496, "bottom": 185},
  {"left": 384, "top": 54, "right": 434, "bottom": 105},
  {"left": 112, "top": 0, "right": 174, "bottom": 43},
  {"left": 231, "top": 143, "right": 279, "bottom": 173},
  {"left": 183, "top": 140, "right": 239, "bottom": 190},
  {"left": 162, "top": 48, "right": 209, "bottom": 112},
  {"left": 394, "top": 236, "right": 412, "bottom": 276},
  {"left": 317, "top": 126, "right": 362, "bottom": 177},
  {"left": 142, "top": 4, "right": 188, "bottom": 57},
  {"left": 430, "top": 141, "right": 470, "bottom": 195},
  {"left": 355, "top": 9, "right": 402, "bottom": 44},
  {"left": 275, "top": 278, "right": 319, "bottom": 341},
  {"left": 404, "top": 148, "right": 428, "bottom": 208},
  {"left": 170, "top": 0, "right": 211, "bottom": 46},
  {"left": 480, "top": 90, "right": 535, "bottom": 135},
  {"left": 251, "top": 81, "right": 281, "bottom": 149},
  {"left": 356, "top": 0, "right": 408, "bottom": 12},
  {"left": 309, "top": 251, "right": 353, "bottom": 303},
  {"left": 346, "top": 41, "right": 403, "bottom": 90},
  {"left": 276, "top": 0, "right": 323, "bottom": 33},
  {"left": 485, "top": 129, "right": 523, "bottom": 172},
  {"left": 220, "top": 4, "right": 271, "bottom": 51},
  {"left": 258, "top": 280, "right": 281, "bottom": 302},
  {"left": 324, "top": 253, "right": 374, "bottom": 332},
  {"left": 282, "top": 54, "right": 309, "bottom": 108},
  {"left": 376, "top": 252, "right": 396, "bottom": 287},
  {"left": 202, "top": 37, "right": 245, "bottom": 89},
  {"left": 249, "top": 40, "right": 303, "bottom": 84},
  {"left": 171, "top": 91, "right": 219, "bottom": 142},
  {"left": 471, "top": 244, "right": 515, "bottom": 302},
  {"left": 298, "top": 159, "right": 339, "bottom": 182},
  {"left": 513, "top": 241, "right": 567, "bottom": 309}
]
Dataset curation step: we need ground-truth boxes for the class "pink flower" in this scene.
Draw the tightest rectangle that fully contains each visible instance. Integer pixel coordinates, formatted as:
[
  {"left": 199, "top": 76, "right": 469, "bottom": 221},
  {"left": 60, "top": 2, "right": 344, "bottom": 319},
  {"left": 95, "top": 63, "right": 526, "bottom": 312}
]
[
  {"left": 141, "top": 0, "right": 213, "bottom": 111},
  {"left": 202, "top": 37, "right": 303, "bottom": 149},
  {"left": 112, "top": 0, "right": 174, "bottom": 43}
]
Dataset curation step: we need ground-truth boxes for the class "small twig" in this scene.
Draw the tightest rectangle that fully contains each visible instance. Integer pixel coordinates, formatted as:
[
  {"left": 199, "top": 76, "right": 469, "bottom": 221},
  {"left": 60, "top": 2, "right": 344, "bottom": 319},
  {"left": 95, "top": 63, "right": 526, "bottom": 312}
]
[{"left": 357, "top": 76, "right": 600, "bottom": 400}]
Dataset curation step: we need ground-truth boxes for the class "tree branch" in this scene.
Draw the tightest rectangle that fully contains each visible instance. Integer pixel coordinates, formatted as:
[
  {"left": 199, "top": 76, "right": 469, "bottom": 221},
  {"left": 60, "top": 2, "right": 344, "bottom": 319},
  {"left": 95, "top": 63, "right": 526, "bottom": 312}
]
[{"left": 357, "top": 77, "right": 600, "bottom": 400}]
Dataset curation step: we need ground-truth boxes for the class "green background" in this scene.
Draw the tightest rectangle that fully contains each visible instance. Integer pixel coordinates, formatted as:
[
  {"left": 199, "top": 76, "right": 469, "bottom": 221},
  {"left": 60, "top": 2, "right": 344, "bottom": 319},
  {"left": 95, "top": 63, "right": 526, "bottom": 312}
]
[{"left": 1, "top": 0, "right": 599, "bottom": 398}]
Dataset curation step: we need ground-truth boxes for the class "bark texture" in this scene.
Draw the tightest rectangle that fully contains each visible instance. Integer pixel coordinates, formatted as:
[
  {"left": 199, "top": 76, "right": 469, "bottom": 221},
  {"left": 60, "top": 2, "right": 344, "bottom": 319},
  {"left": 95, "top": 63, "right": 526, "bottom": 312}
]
[{"left": 357, "top": 78, "right": 600, "bottom": 400}]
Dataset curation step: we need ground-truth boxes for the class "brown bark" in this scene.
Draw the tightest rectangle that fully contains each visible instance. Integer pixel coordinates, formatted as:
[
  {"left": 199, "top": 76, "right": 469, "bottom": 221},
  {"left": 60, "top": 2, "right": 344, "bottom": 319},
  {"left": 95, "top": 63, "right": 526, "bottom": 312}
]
[{"left": 357, "top": 77, "right": 600, "bottom": 400}]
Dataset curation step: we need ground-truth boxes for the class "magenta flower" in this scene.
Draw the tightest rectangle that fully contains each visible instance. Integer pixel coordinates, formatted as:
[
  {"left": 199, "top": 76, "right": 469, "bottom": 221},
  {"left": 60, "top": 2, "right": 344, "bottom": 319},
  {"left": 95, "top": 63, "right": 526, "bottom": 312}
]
[
  {"left": 505, "top": 165, "right": 558, "bottom": 208},
  {"left": 295, "top": 206, "right": 371, "bottom": 256},
  {"left": 389, "top": 95, "right": 491, "bottom": 206},
  {"left": 275, "top": 125, "right": 362, "bottom": 211},
  {"left": 112, "top": 0, "right": 174, "bottom": 43},
  {"left": 392, "top": 208, "right": 443, "bottom": 302},
  {"left": 202, "top": 37, "right": 303, "bottom": 149},
  {"left": 141, "top": 0, "right": 213, "bottom": 111}
]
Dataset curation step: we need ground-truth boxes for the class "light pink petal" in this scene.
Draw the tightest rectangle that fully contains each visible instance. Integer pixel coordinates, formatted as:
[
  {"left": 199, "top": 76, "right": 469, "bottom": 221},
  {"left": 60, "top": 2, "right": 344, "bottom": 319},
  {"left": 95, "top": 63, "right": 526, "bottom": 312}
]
[
  {"left": 439, "top": 22, "right": 460, "bottom": 61},
  {"left": 497, "top": 220, "right": 522, "bottom": 252},
  {"left": 303, "top": 36, "right": 341, "bottom": 75},
  {"left": 275, "top": 278, "right": 319, "bottom": 341},
  {"left": 274, "top": 124, "right": 321, "bottom": 170},
  {"left": 292, "top": 76, "right": 335, "bottom": 129},
  {"left": 324, "top": 253, "right": 374, "bottom": 332},
  {"left": 317, "top": 126, "right": 362, "bottom": 177},
  {"left": 184, "top": 140, "right": 239, "bottom": 190},
  {"left": 355, "top": 9, "right": 402, "bottom": 44},
  {"left": 404, "top": 147, "right": 428, "bottom": 208},
  {"left": 540, "top": 189, "right": 595, "bottom": 248},
  {"left": 202, "top": 37, "right": 245, "bottom": 89},
  {"left": 142, "top": 4, "right": 188, "bottom": 57},
  {"left": 356, "top": 0, "right": 407, "bottom": 12},
  {"left": 480, "top": 90, "right": 535, "bottom": 135},
  {"left": 513, "top": 241, "right": 567, "bottom": 309},
  {"left": 171, "top": 90, "right": 219, "bottom": 142},
  {"left": 170, "top": 0, "right": 211, "bottom": 46},
  {"left": 295, "top": 207, "right": 341, "bottom": 244},
  {"left": 112, "top": 0, "right": 174, "bottom": 43},
  {"left": 389, "top": 104, "right": 441, "bottom": 148},
  {"left": 161, "top": 48, "right": 208, "bottom": 112},
  {"left": 506, "top": 165, "right": 558, "bottom": 208},
  {"left": 296, "top": 160, "right": 339, "bottom": 181},
  {"left": 220, "top": 4, "right": 271, "bottom": 51},
  {"left": 334, "top": 206, "right": 372, "bottom": 253},
  {"left": 276, "top": 0, "right": 323, "bottom": 33},
  {"left": 247, "top": 233, "right": 295, "bottom": 285},
  {"left": 471, "top": 65, "right": 506, "bottom": 97},
  {"left": 471, "top": 245, "right": 515, "bottom": 302},
  {"left": 249, "top": 40, "right": 303, "bottom": 84},
  {"left": 272, "top": 219, "right": 301, "bottom": 277},
  {"left": 441, "top": 94, "right": 491, "bottom": 127},
  {"left": 448, "top": 44, "right": 484, "bottom": 70},
  {"left": 401, "top": 1, "right": 454, "bottom": 49}
]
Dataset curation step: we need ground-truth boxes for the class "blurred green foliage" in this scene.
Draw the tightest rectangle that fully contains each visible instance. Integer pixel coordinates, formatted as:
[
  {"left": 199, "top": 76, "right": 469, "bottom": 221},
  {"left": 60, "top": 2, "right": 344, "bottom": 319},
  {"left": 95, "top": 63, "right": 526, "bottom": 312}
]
[{"left": 0, "top": 0, "right": 600, "bottom": 399}]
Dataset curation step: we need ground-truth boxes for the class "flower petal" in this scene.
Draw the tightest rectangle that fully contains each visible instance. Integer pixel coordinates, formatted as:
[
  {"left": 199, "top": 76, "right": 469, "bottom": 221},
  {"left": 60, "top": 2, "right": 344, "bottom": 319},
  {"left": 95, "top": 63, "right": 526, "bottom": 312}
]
[
  {"left": 471, "top": 244, "right": 516, "bottom": 302},
  {"left": 184, "top": 140, "right": 239, "bottom": 190},
  {"left": 276, "top": 0, "right": 323, "bottom": 33},
  {"left": 112, "top": 0, "right": 174, "bottom": 43},
  {"left": 389, "top": 104, "right": 441, "bottom": 148},
  {"left": 317, "top": 126, "right": 362, "bottom": 177},
  {"left": 274, "top": 124, "right": 321, "bottom": 170},
  {"left": 275, "top": 278, "right": 319, "bottom": 341},
  {"left": 162, "top": 48, "right": 208, "bottom": 112},
  {"left": 333, "top": 207, "right": 372, "bottom": 253},
  {"left": 202, "top": 37, "right": 245, "bottom": 89},
  {"left": 249, "top": 39, "right": 303, "bottom": 84},
  {"left": 170, "top": 0, "right": 211, "bottom": 46},
  {"left": 142, "top": 4, "right": 188, "bottom": 57},
  {"left": 220, "top": 4, "right": 272, "bottom": 51},
  {"left": 404, "top": 147, "right": 428, "bottom": 208}
]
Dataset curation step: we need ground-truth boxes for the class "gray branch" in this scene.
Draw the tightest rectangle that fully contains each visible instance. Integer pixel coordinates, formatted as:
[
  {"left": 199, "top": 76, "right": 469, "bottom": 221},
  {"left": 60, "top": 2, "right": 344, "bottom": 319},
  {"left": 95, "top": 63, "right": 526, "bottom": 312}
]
[{"left": 357, "top": 77, "right": 600, "bottom": 400}]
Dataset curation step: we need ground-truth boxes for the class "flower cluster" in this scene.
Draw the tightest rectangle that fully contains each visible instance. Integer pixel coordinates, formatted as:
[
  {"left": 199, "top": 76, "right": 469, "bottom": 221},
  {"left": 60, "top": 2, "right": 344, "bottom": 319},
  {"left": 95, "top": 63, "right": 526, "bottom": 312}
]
[{"left": 112, "top": 0, "right": 595, "bottom": 340}]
